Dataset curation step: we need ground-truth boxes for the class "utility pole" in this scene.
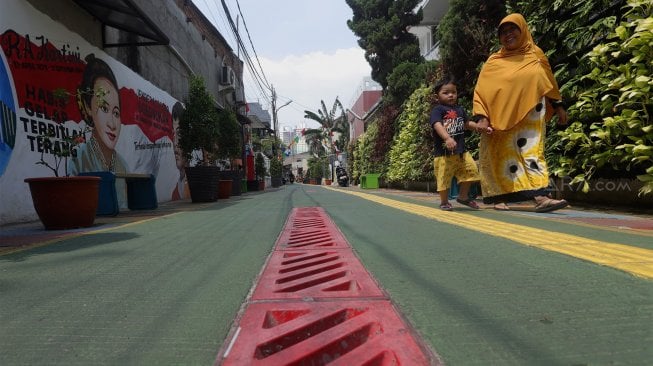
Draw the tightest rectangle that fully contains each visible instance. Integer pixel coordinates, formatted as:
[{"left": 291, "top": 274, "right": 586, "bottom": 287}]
[
  {"left": 271, "top": 85, "right": 291, "bottom": 158},
  {"left": 271, "top": 86, "right": 277, "bottom": 157}
]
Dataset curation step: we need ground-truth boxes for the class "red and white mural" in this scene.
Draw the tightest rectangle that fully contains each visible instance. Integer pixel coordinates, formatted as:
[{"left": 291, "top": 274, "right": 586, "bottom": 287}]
[{"left": 1, "top": 0, "right": 186, "bottom": 224}]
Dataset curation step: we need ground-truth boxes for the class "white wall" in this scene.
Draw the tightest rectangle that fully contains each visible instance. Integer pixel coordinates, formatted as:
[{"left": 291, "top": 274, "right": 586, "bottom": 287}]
[{"left": 1, "top": 0, "right": 182, "bottom": 224}]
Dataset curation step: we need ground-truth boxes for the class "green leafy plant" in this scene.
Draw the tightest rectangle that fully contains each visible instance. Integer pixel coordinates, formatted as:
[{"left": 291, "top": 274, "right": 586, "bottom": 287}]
[
  {"left": 269, "top": 156, "right": 283, "bottom": 178},
  {"left": 555, "top": 0, "right": 652, "bottom": 195},
  {"left": 371, "top": 103, "right": 400, "bottom": 166},
  {"left": 437, "top": 0, "right": 506, "bottom": 94},
  {"left": 254, "top": 152, "right": 267, "bottom": 180},
  {"left": 346, "top": 0, "right": 424, "bottom": 89},
  {"left": 386, "top": 85, "right": 434, "bottom": 182},
  {"left": 216, "top": 108, "right": 242, "bottom": 162},
  {"left": 303, "top": 98, "right": 348, "bottom": 156},
  {"left": 307, "top": 156, "right": 327, "bottom": 180},
  {"left": 351, "top": 119, "right": 389, "bottom": 183},
  {"left": 178, "top": 75, "right": 220, "bottom": 165}
]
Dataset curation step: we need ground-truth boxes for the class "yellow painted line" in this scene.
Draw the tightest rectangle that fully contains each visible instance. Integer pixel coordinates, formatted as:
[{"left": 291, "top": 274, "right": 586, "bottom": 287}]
[
  {"left": 382, "top": 189, "right": 653, "bottom": 238},
  {"left": 327, "top": 188, "right": 653, "bottom": 279}
]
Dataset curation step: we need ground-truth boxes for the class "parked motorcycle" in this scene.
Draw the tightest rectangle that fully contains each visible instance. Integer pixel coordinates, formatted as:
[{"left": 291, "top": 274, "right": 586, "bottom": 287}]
[{"left": 336, "top": 166, "right": 349, "bottom": 187}]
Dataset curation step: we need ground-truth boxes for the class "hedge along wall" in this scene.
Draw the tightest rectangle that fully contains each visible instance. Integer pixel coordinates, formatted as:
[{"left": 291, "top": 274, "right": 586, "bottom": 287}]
[{"left": 386, "top": 85, "right": 434, "bottom": 183}]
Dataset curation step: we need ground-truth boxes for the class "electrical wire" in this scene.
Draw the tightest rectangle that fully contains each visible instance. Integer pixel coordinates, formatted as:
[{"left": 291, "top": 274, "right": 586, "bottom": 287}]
[
  {"left": 193, "top": 0, "right": 272, "bottom": 106},
  {"left": 233, "top": 0, "right": 272, "bottom": 89},
  {"left": 220, "top": 0, "right": 272, "bottom": 93}
]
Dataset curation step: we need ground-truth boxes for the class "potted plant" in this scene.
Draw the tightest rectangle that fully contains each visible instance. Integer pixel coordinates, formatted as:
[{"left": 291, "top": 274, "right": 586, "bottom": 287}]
[
  {"left": 23, "top": 91, "right": 101, "bottom": 229},
  {"left": 215, "top": 108, "right": 243, "bottom": 197},
  {"left": 307, "top": 156, "right": 325, "bottom": 184},
  {"left": 255, "top": 152, "right": 267, "bottom": 190},
  {"left": 269, "top": 155, "right": 283, "bottom": 188},
  {"left": 23, "top": 86, "right": 105, "bottom": 230},
  {"left": 177, "top": 75, "right": 221, "bottom": 202}
]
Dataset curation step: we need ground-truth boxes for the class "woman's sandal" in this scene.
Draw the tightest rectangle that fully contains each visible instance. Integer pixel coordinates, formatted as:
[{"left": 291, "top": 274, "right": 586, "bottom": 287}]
[
  {"left": 456, "top": 197, "right": 480, "bottom": 209},
  {"left": 534, "top": 198, "right": 568, "bottom": 213},
  {"left": 440, "top": 202, "right": 453, "bottom": 211},
  {"left": 493, "top": 203, "right": 510, "bottom": 211}
]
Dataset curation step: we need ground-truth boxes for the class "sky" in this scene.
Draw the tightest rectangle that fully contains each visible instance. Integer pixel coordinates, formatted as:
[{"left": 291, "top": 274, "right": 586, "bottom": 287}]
[{"left": 192, "top": 0, "right": 373, "bottom": 132}]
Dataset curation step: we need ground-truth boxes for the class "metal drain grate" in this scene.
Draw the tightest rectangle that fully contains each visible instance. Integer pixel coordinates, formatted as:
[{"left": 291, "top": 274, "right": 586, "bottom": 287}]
[
  {"left": 221, "top": 301, "right": 433, "bottom": 366},
  {"left": 275, "top": 208, "right": 349, "bottom": 250},
  {"left": 251, "top": 250, "right": 385, "bottom": 300},
  {"left": 218, "top": 207, "right": 437, "bottom": 365}
]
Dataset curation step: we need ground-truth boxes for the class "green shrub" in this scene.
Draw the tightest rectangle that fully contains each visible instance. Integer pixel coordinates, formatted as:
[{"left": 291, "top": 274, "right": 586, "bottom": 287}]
[
  {"left": 255, "top": 152, "right": 267, "bottom": 180},
  {"left": 178, "top": 75, "right": 219, "bottom": 165},
  {"left": 307, "top": 156, "right": 326, "bottom": 180},
  {"left": 556, "top": 0, "right": 652, "bottom": 195},
  {"left": 269, "top": 156, "right": 282, "bottom": 178},
  {"left": 386, "top": 85, "right": 434, "bottom": 182}
]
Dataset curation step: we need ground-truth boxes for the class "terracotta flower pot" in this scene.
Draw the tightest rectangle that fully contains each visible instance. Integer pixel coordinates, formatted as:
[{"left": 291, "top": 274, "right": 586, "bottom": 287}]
[
  {"left": 24, "top": 176, "right": 101, "bottom": 230},
  {"left": 217, "top": 179, "right": 232, "bottom": 199}
]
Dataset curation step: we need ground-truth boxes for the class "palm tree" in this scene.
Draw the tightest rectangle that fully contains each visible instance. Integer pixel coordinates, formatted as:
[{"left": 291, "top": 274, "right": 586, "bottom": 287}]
[{"left": 303, "top": 98, "right": 349, "bottom": 157}]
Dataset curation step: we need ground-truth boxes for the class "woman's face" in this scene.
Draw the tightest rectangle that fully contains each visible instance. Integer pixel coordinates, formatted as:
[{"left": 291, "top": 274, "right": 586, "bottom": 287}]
[
  {"left": 90, "top": 77, "right": 121, "bottom": 150},
  {"left": 172, "top": 117, "right": 187, "bottom": 171},
  {"left": 499, "top": 22, "right": 521, "bottom": 51}
]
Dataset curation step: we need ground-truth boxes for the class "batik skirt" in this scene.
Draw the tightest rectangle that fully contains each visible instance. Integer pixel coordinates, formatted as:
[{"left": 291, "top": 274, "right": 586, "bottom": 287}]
[{"left": 479, "top": 98, "right": 551, "bottom": 204}]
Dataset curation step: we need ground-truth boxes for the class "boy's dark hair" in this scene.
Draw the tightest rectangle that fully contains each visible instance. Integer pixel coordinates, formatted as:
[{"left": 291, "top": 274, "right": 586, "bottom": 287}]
[{"left": 433, "top": 75, "right": 457, "bottom": 94}]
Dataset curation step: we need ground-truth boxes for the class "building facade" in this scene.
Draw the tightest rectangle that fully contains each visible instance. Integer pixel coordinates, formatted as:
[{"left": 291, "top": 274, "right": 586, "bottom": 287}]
[
  {"left": 346, "top": 77, "right": 382, "bottom": 141},
  {"left": 1, "top": 0, "right": 247, "bottom": 224},
  {"left": 410, "top": 0, "right": 449, "bottom": 61}
]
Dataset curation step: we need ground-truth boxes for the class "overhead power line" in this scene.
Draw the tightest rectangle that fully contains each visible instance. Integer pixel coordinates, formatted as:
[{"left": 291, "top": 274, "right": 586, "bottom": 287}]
[
  {"left": 220, "top": 0, "right": 272, "bottom": 95},
  {"left": 233, "top": 0, "right": 272, "bottom": 90}
]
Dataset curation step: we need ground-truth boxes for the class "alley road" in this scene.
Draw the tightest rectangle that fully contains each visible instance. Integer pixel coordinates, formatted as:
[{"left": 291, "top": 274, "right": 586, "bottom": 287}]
[{"left": 1, "top": 183, "right": 651, "bottom": 365}]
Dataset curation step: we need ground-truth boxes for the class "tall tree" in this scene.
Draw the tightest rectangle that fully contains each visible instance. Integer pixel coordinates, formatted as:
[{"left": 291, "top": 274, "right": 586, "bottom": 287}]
[
  {"left": 346, "top": 0, "right": 424, "bottom": 89},
  {"left": 303, "top": 98, "right": 348, "bottom": 156},
  {"left": 436, "top": 0, "right": 505, "bottom": 97}
]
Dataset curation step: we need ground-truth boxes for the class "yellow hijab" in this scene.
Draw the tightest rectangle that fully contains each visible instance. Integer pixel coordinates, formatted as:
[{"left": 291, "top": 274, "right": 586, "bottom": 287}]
[{"left": 473, "top": 13, "right": 561, "bottom": 130}]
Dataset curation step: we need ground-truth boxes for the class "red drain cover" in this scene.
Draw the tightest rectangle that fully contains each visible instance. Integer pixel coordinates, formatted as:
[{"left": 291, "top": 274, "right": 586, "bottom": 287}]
[
  {"left": 220, "top": 300, "right": 434, "bottom": 366},
  {"left": 252, "top": 250, "right": 385, "bottom": 300},
  {"left": 275, "top": 208, "right": 350, "bottom": 250},
  {"left": 276, "top": 227, "right": 350, "bottom": 250}
]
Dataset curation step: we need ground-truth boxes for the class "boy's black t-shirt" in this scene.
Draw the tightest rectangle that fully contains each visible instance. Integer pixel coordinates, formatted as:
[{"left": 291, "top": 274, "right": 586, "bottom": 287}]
[{"left": 429, "top": 104, "right": 468, "bottom": 156}]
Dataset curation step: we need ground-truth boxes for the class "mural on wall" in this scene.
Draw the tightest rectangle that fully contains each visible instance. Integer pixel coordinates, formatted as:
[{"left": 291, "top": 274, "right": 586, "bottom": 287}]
[
  {"left": 0, "top": 49, "right": 17, "bottom": 177},
  {"left": 0, "top": 0, "right": 187, "bottom": 224}
]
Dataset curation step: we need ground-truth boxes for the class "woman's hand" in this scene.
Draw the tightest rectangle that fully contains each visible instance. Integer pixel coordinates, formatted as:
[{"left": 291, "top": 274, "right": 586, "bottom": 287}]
[{"left": 475, "top": 117, "right": 493, "bottom": 134}]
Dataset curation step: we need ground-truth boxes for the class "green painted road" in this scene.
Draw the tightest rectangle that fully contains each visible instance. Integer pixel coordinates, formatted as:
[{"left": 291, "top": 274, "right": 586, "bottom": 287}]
[{"left": 1, "top": 184, "right": 651, "bottom": 365}]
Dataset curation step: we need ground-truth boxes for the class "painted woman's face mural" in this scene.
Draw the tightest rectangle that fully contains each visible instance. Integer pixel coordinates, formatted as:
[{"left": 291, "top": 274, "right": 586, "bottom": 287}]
[{"left": 88, "top": 77, "right": 121, "bottom": 151}]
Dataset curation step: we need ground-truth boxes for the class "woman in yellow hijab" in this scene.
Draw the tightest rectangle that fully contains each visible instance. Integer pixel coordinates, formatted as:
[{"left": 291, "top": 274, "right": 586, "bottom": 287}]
[{"left": 473, "top": 13, "right": 569, "bottom": 212}]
